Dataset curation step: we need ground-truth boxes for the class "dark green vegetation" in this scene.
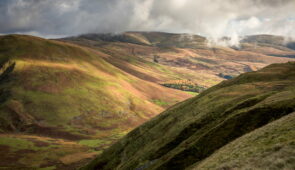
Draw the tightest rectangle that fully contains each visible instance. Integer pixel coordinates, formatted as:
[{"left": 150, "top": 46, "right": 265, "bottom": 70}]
[
  {"left": 161, "top": 80, "right": 206, "bottom": 93},
  {"left": 193, "top": 111, "right": 295, "bottom": 169},
  {"left": 161, "top": 83, "right": 205, "bottom": 93},
  {"left": 84, "top": 62, "right": 295, "bottom": 170}
]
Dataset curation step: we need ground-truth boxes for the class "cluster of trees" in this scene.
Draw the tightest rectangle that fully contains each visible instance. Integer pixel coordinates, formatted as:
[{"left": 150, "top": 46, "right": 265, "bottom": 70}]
[{"left": 161, "top": 80, "right": 206, "bottom": 93}]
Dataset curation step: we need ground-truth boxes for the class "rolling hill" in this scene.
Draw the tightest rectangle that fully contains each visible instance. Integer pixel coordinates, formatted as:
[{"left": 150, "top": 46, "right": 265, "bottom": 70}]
[
  {"left": 0, "top": 32, "right": 294, "bottom": 169},
  {"left": 83, "top": 61, "right": 295, "bottom": 170},
  {"left": 0, "top": 34, "right": 191, "bottom": 169},
  {"left": 64, "top": 32, "right": 295, "bottom": 89}
]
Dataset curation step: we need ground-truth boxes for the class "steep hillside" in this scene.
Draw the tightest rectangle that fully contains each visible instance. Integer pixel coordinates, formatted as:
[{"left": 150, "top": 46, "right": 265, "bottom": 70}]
[
  {"left": 192, "top": 111, "right": 295, "bottom": 169},
  {"left": 0, "top": 34, "right": 191, "bottom": 169},
  {"left": 84, "top": 62, "right": 295, "bottom": 170}
]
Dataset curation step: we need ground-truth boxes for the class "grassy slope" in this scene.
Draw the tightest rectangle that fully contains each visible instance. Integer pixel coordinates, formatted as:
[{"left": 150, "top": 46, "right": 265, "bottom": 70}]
[
  {"left": 0, "top": 34, "right": 191, "bottom": 169},
  {"left": 192, "top": 111, "right": 295, "bottom": 169},
  {"left": 84, "top": 62, "right": 295, "bottom": 170}
]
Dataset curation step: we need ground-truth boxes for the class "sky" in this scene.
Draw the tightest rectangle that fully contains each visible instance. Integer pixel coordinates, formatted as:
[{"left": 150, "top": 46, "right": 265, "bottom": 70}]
[{"left": 0, "top": 0, "right": 295, "bottom": 40}]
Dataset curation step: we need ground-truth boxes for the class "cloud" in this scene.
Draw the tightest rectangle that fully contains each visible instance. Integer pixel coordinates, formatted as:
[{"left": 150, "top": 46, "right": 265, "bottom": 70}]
[{"left": 0, "top": 0, "right": 294, "bottom": 41}]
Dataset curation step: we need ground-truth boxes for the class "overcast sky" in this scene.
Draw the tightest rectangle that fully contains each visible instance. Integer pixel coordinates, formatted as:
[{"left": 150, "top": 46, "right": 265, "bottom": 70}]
[{"left": 0, "top": 0, "right": 295, "bottom": 39}]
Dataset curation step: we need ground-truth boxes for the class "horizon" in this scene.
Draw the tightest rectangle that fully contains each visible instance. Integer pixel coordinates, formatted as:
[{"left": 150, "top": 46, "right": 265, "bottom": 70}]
[
  {"left": 1, "top": 30, "right": 292, "bottom": 39},
  {"left": 0, "top": 0, "right": 294, "bottom": 40},
  {"left": 1, "top": 31, "right": 294, "bottom": 48}
]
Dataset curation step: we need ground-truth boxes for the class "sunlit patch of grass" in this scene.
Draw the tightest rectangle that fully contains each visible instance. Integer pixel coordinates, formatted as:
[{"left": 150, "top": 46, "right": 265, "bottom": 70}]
[
  {"left": 39, "top": 166, "right": 56, "bottom": 170},
  {"left": 151, "top": 99, "right": 171, "bottom": 107},
  {"left": 79, "top": 139, "right": 108, "bottom": 148},
  {"left": 0, "top": 136, "right": 36, "bottom": 151},
  {"left": 185, "top": 91, "right": 199, "bottom": 96}
]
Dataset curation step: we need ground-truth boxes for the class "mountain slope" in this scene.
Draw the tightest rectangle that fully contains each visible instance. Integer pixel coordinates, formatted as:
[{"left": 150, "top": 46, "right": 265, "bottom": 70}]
[
  {"left": 0, "top": 34, "right": 191, "bottom": 169},
  {"left": 192, "top": 111, "right": 295, "bottom": 169},
  {"left": 84, "top": 62, "right": 295, "bottom": 170}
]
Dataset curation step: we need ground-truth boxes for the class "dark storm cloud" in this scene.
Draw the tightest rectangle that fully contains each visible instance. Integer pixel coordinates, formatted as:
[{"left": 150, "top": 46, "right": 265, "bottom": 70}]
[{"left": 0, "top": 0, "right": 294, "bottom": 40}]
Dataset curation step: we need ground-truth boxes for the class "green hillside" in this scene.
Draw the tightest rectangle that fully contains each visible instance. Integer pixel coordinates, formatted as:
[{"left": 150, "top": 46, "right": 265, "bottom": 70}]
[
  {"left": 84, "top": 62, "right": 295, "bottom": 170},
  {"left": 192, "top": 111, "right": 295, "bottom": 169},
  {"left": 0, "top": 34, "right": 191, "bottom": 169}
]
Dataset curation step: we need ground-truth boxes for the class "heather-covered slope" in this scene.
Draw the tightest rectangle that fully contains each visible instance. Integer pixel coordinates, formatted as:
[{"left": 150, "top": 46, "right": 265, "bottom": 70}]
[
  {"left": 84, "top": 62, "right": 295, "bottom": 170},
  {"left": 0, "top": 34, "right": 190, "bottom": 169}
]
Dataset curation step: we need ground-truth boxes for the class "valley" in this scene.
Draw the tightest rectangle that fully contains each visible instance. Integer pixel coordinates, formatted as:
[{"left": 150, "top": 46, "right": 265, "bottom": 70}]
[
  {"left": 84, "top": 61, "right": 295, "bottom": 170},
  {"left": 0, "top": 32, "right": 294, "bottom": 169}
]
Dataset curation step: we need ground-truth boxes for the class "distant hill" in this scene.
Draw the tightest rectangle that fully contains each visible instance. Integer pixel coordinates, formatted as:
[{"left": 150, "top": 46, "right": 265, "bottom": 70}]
[
  {"left": 63, "top": 32, "right": 295, "bottom": 88},
  {"left": 84, "top": 62, "right": 295, "bottom": 170},
  {"left": 65, "top": 32, "right": 207, "bottom": 48},
  {"left": 240, "top": 34, "right": 295, "bottom": 58}
]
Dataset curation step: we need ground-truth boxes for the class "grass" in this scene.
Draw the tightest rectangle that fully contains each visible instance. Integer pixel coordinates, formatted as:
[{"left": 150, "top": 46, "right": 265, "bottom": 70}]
[
  {"left": 184, "top": 91, "right": 198, "bottom": 96},
  {"left": 83, "top": 62, "right": 295, "bottom": 170},
  {"left": 151, "top": 99, "right": 171, "bottom": 107},
  {"left": 0, "top": 136, "right": 36, "bottom": 151},
  {"left": 79, "top": 139, "right": 111, "bottom": 148},
  {"left": 39, "top": 166, "right": 57, "bottom": 170},
  {"left": 0, "top": 33, "right": 294, "bottom": 169},
  {"left": 193, "top": 111, "right": 295, "bottom": 169},
  {"left": 0, "top": 35, "right": 192, "bottom": 169},
  {"left": 0, "top": 134, "right": 92, "bottom": 169},
  {"left": 0, "top": 35, "right": 185, "bottom": 134}
]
